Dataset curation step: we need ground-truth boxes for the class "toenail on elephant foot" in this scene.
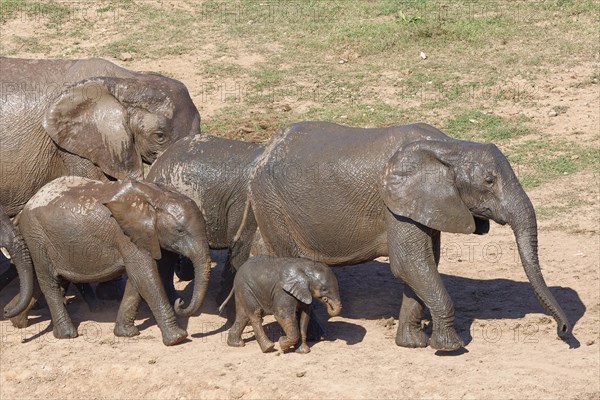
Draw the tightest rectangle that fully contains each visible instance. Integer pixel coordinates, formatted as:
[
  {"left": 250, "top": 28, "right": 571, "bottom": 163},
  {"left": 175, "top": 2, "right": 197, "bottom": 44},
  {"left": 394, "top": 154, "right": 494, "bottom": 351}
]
[
  {"left": 429, "top": 325, "right": 465, "bottom": 351},
  {"left": 53, "top": 323, "right": 78, "bottom": 339},
  {"left": 114, "top": 323, "right": 140, "bottom": 337},
  {"left": 395, "top": 324, "right": 429, "bottom": 348},
  {"left": 162, "top": 327, "right": 187, "bottom": 346},
  {"left": 295, "top": 343, "right": 311, "bottom": 354}
]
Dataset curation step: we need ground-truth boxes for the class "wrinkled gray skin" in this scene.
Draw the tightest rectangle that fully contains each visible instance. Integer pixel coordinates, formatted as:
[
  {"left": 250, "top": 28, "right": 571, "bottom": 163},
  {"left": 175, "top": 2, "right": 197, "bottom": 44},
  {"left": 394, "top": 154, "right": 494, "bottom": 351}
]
[
  {"left": 246, "top": 121, "right": 571, "bottom": 351},
  {"left": 146, "top": 135, "right": 264, "bottom": 301},
  {"left": 223, "top": 255, "right": 341, "bottom": 353},
  {"left": 0, "top": 206, "right": 33, "bottom": 317},
  {"left": 12, "top": 177, "right": 211, "bottom": 346},
  {"left": 0, "top": 57, "right": 200, "bottom": 305}
]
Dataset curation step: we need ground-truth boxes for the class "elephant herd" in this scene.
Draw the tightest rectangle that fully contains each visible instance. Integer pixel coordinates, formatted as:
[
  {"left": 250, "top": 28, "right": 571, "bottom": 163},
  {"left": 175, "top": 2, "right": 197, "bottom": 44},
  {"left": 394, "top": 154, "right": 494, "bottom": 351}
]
[{"left": 0, "top": 57, "right": 571, "bottom": 353}]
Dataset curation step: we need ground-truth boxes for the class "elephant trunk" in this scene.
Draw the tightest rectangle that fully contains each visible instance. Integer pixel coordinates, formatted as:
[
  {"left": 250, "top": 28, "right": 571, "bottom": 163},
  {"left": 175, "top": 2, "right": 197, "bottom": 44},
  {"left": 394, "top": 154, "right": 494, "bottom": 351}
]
[
  {"left": 174, "top": 251, "right": 212, "bottom": 318},
  {"left": 505, "top": 186, "right": 571, "bottom": 337},
  {"left": 325, "top": 298, "right": 342, "bottom": 317},
  {"left": 1, "top": 220, "right": 34, "bottom": 318}
]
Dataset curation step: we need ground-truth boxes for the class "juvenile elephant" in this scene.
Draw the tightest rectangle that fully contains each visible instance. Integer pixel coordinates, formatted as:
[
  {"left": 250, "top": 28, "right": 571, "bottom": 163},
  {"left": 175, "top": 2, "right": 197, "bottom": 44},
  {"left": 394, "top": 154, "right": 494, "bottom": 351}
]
[
  {"left": 0, "top": 57, "right": 200, "bottom": 302},
  {"left": 221, "top": 255, "right": 341, "bottom": 353},
  {"left": 146, "top": 135, "right": 264, "bottom": 300},
  {"left": 12, "top": 177, "right": 212, "bottom": 346},
  {"left": 241, "top": 121, "right": 571, "bottom": 351}
]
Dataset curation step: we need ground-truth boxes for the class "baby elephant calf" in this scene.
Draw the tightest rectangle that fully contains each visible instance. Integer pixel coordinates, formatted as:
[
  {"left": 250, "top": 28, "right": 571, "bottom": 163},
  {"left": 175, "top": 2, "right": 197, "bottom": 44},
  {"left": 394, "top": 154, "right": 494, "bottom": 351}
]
[{"left": 221, "top": 255, "right": 342, "bottom": 353}]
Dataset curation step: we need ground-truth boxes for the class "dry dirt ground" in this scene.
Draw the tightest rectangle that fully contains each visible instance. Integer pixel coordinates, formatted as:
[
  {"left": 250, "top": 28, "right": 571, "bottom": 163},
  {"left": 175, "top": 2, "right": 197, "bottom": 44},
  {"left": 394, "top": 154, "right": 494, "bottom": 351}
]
[{"left": 1, "top": 1, "right": 599, "bottom": 399}]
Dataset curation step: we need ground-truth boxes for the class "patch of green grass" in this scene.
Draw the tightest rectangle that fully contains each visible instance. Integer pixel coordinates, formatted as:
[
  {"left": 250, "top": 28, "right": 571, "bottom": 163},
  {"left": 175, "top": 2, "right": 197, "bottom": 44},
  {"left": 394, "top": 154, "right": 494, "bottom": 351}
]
[
  {"left": 505, "top": 139, "right": 599, "bottom": 188},
  {"left": 445, "top": 110, "right": 532, "bottom": 141}
]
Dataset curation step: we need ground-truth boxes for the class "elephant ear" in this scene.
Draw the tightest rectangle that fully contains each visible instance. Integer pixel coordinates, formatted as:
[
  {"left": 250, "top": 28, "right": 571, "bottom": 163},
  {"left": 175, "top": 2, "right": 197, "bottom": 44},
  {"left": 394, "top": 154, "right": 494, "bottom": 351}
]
[
  {"left": 43, "top": 78, "right": 143, "bottom": 180},
  {"left": 381, "top": 141, "right": 476, "bottom": 234},
  {"left": 103, "top": 186, "right": 162, "bottom": 260},
  {"left": 281, "top": 266, "right": 312, "bottom": 305}
]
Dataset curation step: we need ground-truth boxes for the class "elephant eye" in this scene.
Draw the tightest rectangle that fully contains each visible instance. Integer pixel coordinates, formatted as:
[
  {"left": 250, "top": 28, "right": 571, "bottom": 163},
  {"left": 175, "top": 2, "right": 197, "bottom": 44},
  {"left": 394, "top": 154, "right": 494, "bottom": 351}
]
[
  {"left": 485, "top": 176, "right": 495, "bottom": 186},
  {"left": 155, "top": 132, "right": 166, "bottom": 143}
]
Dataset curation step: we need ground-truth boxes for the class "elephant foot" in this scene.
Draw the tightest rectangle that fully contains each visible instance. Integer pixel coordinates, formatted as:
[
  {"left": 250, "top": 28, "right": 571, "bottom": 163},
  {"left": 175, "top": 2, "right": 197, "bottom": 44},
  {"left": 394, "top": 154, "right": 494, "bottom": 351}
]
[
  {"left": 96, "top": 277, "right": 126, "bottom": 301},
  {"left": 295, "top": 343, "right": 311, "bottom": 354},
  {"left": 278, "top": 336, "right": 298, "bottom": 352},
  {"left": 395, "top": 323, "right": 429, "bottom": 348},
  {"left": 227, "top": 335, "right": 246, "bottom": 348},
  {"left": 114, "top": 323, "right": 140, "bottom": 338},
  {"left": 161, "top": 327, "right": 188, "bottom": 346},
  {"left": 53, "top": 322, "right": 78, "bottom": 339},
  {"left": 9, "top": 313, "right": 29, "bottom": 329},
  {"left": 258, "top": 338, "right": 275, "bottom": 353},
  {"left": 429, "top": 324, "right": 464, "bottom": 351}
]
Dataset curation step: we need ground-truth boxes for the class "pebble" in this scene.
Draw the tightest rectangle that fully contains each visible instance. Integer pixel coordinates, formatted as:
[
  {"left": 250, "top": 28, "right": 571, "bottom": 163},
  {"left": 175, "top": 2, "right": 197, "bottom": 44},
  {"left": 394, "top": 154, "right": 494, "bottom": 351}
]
[
  {"left": 120, "top": 52, "right": 132, "bottom": 61},
  {"left": 548, "top": 109, "right": 558, "bottom": 117},
  {"left": 586, "top": 339, "right": 595, "bottom": 346},
  {"left": 296, "top": 371, "right": 306, "bottom": 378}
]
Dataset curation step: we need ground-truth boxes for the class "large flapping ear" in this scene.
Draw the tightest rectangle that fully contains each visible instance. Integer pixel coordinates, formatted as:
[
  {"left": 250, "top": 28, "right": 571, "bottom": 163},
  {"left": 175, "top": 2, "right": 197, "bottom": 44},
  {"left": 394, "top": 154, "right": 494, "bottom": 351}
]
[
  {"left": 381, "top": 141, "right": 476, "bottom": 234},
  {"left": 103, "top": 184, "right": 162, "bottom": 259},
  {"left": 43, "top": 78, "right": 143, "bottom": 180},
  {"left": 281, "top": 265, "right": 312, "bottom": 305}
]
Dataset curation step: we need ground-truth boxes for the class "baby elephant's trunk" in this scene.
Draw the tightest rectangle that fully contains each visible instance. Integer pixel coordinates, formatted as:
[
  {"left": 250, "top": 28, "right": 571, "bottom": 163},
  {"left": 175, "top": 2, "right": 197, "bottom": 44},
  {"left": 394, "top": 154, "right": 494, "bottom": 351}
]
[{"left": 324, "top": 298, "right": 342, "bottom": 317}]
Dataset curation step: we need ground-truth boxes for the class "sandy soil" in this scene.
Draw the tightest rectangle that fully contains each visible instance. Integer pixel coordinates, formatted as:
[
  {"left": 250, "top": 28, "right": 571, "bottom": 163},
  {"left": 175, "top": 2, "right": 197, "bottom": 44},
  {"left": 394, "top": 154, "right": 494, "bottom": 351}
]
[{"left": 1, "top": 4, "right": 599, "bottom": 400}]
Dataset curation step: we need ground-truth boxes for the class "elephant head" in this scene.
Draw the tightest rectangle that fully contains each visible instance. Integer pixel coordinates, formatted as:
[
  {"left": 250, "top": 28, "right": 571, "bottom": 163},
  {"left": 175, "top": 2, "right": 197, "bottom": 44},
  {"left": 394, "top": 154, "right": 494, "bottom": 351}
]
[
  {"left": 42, "top": 75, "right": 200, "bottom": 180},
  {"left": 103, "top": 181, "right": 211, "bottom": 318},
  {"left": 282, "top": 261, "right": 342, "bottom": 317},
  {"left": 381, "top": 140, "right": 570, "bottom": 337}
]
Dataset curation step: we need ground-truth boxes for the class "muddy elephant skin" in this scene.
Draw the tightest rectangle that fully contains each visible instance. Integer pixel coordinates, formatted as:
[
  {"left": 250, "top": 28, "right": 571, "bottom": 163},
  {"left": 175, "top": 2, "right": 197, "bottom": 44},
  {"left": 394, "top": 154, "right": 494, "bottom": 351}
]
[
  {"left": 245, "top": 121, "right": 571, "bottom": 351},
  {"left": 0, "top": 57, "right": 201, "bottom": 305},
  {"left": 223, "top": 255, "right": 341, "bottom": 353},
  {"left": 146, "top": 134, "right": 264, "bottom": 300},
  {"left": 13, "top": 177, "right": 212, "bottom": 346}
]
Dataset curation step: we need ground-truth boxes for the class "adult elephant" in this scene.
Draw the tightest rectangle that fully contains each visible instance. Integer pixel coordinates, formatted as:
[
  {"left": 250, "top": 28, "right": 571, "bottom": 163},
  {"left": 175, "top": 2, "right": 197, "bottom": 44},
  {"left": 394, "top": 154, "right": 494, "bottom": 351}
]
[
  {"left": 145, "top": 135, "right": 264, "bottom": 302},
  {"left": 242, "top": 121, "right": 571, "bottom": 351},
  {"left": 0, "top": 57, "right": 200, "bottom": 302}
]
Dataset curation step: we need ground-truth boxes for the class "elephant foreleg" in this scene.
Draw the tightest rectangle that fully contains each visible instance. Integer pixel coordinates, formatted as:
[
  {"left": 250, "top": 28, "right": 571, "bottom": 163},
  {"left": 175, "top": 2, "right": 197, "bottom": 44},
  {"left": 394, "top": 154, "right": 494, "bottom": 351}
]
[
  {"left": 396, "top": 231, "right": 440, "bottom": 348},
  {"left": 296, "top": 304, "right": 311, "bottom": 354},
  {"left": 396, "top": 285, "right": 428, "bottom": 347},
  {"left": 114, "top": 280, "right": 142, "bottom": 337},
  {"left": 388, "top": 214, "right": 463, "bottom": 351},
  {"left": 124, "top": 251, "right": 187, "bottom": 346}
]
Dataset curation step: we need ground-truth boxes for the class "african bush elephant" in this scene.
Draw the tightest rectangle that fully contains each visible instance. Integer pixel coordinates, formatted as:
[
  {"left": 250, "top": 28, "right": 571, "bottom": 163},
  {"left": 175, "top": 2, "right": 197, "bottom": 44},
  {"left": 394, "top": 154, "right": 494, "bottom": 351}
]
[
  {"left": 0, "top": 57, "right": 200, "bottom": 301},
  {"left": 221, "top": 255, "right": 341, "bottom": 353},
  {"left": 241, "top": 121, "right": 571, "bottom": 351},
  {"left": 11, "top": 177, "right": 212, "bottom": 346},
  {"left": 145, "top": 134, "right": 264, "bottom": 300}
]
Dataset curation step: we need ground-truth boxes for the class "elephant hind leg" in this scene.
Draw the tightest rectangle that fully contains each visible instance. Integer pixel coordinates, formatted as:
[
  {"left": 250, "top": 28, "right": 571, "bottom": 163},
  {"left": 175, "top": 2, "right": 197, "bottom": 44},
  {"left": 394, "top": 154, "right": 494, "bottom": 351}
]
[
  {"left": 227, "top": 298, "right": 249, "bottom": 348},
  {"left": 41, "top": 277, "right": 78, "bottom": 339},
  {"left": 274, "top": 313, "right": 300, "bottom": 353}
]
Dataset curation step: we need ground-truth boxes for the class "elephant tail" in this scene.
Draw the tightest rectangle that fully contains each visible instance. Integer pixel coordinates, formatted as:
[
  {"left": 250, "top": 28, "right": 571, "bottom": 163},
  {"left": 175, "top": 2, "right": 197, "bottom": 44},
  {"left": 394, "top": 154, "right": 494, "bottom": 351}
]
[
  {"left": 232, "top": 198, "right": 252, "bottom": 244},
  {"left": 217, "top": 288, "right": 235, "bottom": 315}
]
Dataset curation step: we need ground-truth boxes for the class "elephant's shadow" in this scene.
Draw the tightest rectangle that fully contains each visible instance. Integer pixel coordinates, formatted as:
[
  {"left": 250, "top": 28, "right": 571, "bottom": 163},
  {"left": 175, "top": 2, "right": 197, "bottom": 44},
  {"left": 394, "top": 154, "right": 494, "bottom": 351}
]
[{"left": 332, "top": 260, "right": 585, "bottom": 348}]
